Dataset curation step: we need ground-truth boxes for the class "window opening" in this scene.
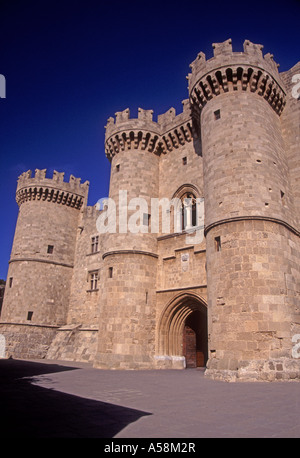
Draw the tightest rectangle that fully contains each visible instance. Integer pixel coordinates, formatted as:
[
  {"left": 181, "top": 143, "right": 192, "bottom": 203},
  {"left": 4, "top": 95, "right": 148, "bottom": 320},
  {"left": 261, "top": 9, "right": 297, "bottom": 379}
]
[
  {"left": 90, "top": 271, "right": 99, "bottom": 290},
  {"left": 181, "top": 193, "right": 197, "bottom": 230},
  {"left": 215, "top": 236, "right": 221, "bottom": 251},
  {"left": 47, "top": 245, "right": 54, "bottom": 254},
  {"left": 214, "top": 109, "right": 221, "bottom": 120},
  {"left": 91, "top": 236, "right": 99, "bottom": 253},
  {"left": 143, "top": 213, "right": 151, "bottom": 226}
]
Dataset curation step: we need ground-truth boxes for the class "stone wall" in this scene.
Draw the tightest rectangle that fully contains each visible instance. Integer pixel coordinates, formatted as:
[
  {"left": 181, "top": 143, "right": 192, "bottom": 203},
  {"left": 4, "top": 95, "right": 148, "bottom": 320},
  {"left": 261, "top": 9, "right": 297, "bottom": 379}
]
[
  {"left": 46, "top": 325, "right": 98, "bottom": 362},
  {"left": 0, "top": 323, "right": 58, "bottom": 359},
  {"left": 67, "top": 206, "right": 102, "bottom": 326}
]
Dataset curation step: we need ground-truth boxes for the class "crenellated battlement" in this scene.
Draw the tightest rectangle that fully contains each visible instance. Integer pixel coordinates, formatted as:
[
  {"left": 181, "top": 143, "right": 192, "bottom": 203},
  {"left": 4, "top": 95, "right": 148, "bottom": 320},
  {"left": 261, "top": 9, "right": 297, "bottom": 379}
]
[
  {"left": 16, "top": 169, "right": 89, "bottom": 209},
  {"left": 104, "top": 101, "right": 195, "bottom": 160},
  {"left": 188, "top": 39, "right": 286, "bottom": 116},
  {"left": 105, "top": 39, "right": 288, "bottom": 162}
]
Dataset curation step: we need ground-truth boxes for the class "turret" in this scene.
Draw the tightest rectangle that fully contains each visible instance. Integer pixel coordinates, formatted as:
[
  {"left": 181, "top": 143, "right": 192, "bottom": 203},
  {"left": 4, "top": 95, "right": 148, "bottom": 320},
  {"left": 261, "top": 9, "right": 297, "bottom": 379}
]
[
  {"left": 1, "top": 169, "right": 89, "bottom": 358},
  {"left": 105, "top": 102, "right": 194, "bottom": 162},
  {"left": 188, "top": 39, "right": 300, "bottom": 381},
  {"left": 95, "top": 108, "right": 161, "bottom": 369}
]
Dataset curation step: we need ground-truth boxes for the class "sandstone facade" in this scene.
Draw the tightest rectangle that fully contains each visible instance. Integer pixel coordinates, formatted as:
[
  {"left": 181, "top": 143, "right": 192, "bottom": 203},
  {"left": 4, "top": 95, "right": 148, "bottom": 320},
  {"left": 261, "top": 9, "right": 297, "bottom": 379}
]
[{"left": 1, "top": 39, "right": 299, "bottom": 381}]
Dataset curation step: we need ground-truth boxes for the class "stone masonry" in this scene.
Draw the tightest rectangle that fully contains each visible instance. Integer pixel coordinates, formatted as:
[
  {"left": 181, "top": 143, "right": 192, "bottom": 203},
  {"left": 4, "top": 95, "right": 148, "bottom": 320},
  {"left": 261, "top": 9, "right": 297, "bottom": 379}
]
[{"left": 0, "top": 39, "right": 299, "bottom": 381}]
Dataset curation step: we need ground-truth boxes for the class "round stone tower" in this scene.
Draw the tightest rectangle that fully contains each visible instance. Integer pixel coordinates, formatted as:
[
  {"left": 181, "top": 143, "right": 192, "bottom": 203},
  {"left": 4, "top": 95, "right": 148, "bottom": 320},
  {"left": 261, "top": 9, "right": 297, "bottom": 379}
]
[
  {"left": 94, "top": 108, "right": 161, "bottom": 369},
  {"left": 188, "top": 39, "right": 300, "bottom": 381},
  {"left": 0, "top": 169, "right": 89, "bottom": 358}
]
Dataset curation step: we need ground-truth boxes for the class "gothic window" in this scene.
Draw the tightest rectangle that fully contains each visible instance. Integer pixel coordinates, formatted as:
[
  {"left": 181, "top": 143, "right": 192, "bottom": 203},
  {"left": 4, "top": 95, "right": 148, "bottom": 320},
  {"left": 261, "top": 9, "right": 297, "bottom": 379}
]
[
  {"left": 89, "top": 271, "right": 99, "bottom": 291},
  {"left": 170, "top": 184, "right": 203, "bottom": 234},
  {"left": 91, "top": 235, "right": 99, "bottom": 254},
  {"left": 180, "top": 192, "right": 197, "bottom": 230}
]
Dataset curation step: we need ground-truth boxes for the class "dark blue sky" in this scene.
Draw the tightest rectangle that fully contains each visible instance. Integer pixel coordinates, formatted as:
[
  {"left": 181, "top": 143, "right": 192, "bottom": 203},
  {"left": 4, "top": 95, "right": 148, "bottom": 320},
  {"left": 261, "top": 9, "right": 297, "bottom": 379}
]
[{"left": 0, "top": 0, "right": 299, "bottom": 279}]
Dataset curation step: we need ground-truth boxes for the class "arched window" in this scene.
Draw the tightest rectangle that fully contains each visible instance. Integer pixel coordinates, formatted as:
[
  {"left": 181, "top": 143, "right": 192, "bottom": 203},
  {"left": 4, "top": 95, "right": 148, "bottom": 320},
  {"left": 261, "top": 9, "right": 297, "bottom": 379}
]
[
  {"left": 180, "top": 192, "right": 197, "bottom": 230},
  {"left": 170, "top": 184, "right": 203, "bottom": 234}
]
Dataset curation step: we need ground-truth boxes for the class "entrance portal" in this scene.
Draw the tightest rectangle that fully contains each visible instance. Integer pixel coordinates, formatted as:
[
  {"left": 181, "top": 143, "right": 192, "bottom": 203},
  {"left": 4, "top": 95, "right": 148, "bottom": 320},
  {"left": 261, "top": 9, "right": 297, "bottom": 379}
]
[
  {"left": 157, "top": 292, "right": 208, "bottom": 369},
  {"left": 183, "top": 310, "right": 208, "bottom": 367}
]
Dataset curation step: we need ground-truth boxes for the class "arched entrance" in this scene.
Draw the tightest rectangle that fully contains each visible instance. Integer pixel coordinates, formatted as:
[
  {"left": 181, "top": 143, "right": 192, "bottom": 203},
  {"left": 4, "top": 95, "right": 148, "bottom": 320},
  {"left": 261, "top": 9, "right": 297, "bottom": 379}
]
[
  {"left": 157, "top": 292, "right": 208, "bottom": 369},
  {"left": 183, "top": 310, "right": 208, "bottom": 367}
]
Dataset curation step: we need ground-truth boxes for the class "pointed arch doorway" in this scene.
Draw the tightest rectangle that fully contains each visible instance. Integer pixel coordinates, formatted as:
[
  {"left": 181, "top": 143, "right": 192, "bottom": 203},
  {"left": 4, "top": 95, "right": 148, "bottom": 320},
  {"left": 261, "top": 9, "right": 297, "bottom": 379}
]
[{"left": 157, "top": 292, "right": 208, "bottom": 369}]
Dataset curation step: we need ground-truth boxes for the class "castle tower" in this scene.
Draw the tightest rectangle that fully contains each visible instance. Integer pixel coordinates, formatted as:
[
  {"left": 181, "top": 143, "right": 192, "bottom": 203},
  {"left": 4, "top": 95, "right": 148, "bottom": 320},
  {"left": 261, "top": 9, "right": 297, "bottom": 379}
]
[
  {"left": 0, "top": 169, "right": 89, "bottom": 358},
  {"left": 94, "top": 108, "right": 161, "bottom": 369},
  {"left": 188, "top": 39, "right": 300, "bottom": 381}
]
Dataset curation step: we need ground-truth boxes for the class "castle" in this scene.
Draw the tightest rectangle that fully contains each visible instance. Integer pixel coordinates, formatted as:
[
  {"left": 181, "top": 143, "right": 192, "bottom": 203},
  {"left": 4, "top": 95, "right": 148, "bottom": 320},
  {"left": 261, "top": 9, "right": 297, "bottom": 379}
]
[{"left": 1, "top": 39, "right": 299, "bottom": 381}]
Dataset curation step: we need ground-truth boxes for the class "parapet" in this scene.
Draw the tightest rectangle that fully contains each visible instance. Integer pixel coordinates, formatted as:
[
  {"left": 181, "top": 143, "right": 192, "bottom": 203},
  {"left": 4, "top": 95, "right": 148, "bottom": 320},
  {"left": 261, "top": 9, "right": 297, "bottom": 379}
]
[
  {"left": 188, "top": 39, "right": 286, "bottom": 115},
  {"left": 16, "top": 169, "right": 90, "bottom": 209},
  {"left": 104, "top": 101, "right": 195, "bottom": 160}
]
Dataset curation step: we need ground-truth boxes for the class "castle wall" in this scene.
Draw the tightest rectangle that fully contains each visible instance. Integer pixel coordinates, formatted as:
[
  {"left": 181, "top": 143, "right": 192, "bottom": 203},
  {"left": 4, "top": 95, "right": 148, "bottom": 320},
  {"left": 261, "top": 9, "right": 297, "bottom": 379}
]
[
  {"left": 201, "top": 90, "right": 296, "bottom": 228},
  {"left": 46, "top": 325, "right": 98, "bottom": 363},
  {"left": 96, "top": 252, "right": 157, "bottom": 369},
  {"left": 67, "top": 206, "right": 102, "bottom": 326},
  {"left": 189, "top": 39, "right": 300, "bottom": 381},
  {"left": 157, "top": 238, "right": 206, "bottom": 292},
  {"left": 205, "top": 220, "right": 300, "bottom": 380},
  {"left": 45, "top": 206, "right": 102, "bottom": 363},
  {"left": 106, "top": 146, "right": 160, "bottom": 252},
  {"left": 2, "top": 260, "right": 73, "bottom": 325},
  {"left": 158, "top": 124, "right": 202, "bottom": 203},
  {"left": 2, "top": 201, "right": 78, "bottom": 325},
  {"left": 0, "top": 323, "right": 58, "bottom": 359},
  {"left": 280, "top": 62, "right": 300, "bottom": 228}
]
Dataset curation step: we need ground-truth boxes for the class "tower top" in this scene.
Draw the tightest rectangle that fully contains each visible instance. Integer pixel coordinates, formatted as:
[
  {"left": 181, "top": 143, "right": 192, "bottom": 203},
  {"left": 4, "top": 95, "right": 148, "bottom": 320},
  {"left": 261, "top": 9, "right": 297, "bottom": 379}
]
[
  {"left": 188, "top": 39, "right": 286, "bottom": 116},
  {"left": 16, "top": 169, "right": 89, "bottom": 209},
  {"left": 104, "top": 101, "right": 194, "bottom": 161}
]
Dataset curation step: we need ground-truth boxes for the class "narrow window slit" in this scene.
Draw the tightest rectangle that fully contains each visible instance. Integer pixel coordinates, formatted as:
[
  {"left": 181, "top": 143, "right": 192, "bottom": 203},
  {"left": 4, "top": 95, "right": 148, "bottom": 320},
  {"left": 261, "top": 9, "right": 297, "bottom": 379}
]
[
  {"left": 214, "top": 109, "right": 221, "bottom": 120},
  {"left": 215, "top": 236, "right": 221, "bottom": 251}
]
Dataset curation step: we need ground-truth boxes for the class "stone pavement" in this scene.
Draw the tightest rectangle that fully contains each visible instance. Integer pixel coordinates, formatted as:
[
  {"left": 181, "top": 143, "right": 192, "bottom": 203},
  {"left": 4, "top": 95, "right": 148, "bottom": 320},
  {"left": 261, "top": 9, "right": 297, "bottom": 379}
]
[{"left": 0, "top": 358, "right": 299, "bottom": 438}]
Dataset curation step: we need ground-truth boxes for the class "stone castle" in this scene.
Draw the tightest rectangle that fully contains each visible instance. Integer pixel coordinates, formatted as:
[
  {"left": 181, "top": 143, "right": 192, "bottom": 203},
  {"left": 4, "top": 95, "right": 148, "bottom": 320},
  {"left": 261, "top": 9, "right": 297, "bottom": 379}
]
[{"left": 1, "top": 39, "right": 299, "bottom": 381}]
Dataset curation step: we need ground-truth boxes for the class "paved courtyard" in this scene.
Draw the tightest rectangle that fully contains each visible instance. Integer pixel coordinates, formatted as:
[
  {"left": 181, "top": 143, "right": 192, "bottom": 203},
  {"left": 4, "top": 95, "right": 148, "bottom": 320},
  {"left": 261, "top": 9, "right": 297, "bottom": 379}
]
[{"left": 0, "top": 358, "right": 299, "bottom": 438}]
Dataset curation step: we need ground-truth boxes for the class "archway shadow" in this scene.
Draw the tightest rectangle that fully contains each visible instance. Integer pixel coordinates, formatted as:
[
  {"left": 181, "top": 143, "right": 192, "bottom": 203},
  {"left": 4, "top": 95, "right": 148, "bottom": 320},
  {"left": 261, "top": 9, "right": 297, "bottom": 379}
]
[{"left": 0, "top": 359, "right": 151, "bottom": 438}]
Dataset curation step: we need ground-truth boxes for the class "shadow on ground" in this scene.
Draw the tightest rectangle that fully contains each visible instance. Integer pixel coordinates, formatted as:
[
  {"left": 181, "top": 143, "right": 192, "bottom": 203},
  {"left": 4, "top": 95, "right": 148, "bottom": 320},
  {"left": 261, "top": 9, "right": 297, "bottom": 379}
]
[{"left": 0, "top": 359, "right": 151, "bottom": 438}]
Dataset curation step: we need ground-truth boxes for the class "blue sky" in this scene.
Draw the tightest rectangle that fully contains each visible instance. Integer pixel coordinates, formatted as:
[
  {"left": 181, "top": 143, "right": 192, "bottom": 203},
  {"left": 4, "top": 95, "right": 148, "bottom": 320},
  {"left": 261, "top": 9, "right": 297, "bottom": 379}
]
[{"left": 0, "top": 0, "right": 299, "bottom": 279}]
